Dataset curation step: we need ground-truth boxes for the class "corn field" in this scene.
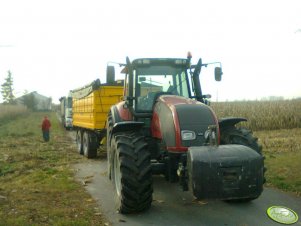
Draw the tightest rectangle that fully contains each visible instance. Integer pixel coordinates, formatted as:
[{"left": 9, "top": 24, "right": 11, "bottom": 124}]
[
  {"left": 1, "top": 100, "right": 300, "bottom": 131},
  {"left": 211, "top": 99, "right": 301, "bottom": 131}
]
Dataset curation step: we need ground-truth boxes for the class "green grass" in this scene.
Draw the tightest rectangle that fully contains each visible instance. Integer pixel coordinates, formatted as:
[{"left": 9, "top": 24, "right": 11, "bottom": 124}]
[
  {"left": 0, "top": 112, "right": 109, "bottom": 226},
  {"left": 255, "top": 129, "right": 301, "bottom": 196}
]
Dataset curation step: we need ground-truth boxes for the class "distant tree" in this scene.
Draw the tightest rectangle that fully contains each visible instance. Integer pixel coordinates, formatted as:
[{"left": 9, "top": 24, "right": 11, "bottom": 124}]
[
  {"left": 1, "top": 71, "right": 15, "bottom": 104},
  {"left": 22, "top": 93, "right": 37, "bottom": 111},
  {"left": 268, "top": 96, "right": 284, "bottom": 101}
]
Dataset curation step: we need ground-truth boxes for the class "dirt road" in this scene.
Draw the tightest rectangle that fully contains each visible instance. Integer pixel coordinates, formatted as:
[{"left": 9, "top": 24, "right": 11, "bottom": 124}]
[{"left": 73, "top": 153, "right": 301, "bottom": 226}]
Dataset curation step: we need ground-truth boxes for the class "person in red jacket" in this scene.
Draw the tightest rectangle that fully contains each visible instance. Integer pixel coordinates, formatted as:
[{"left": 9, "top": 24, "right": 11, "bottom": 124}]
[{"left": 41, "top": 116, "right": 51, "bottom": 142}]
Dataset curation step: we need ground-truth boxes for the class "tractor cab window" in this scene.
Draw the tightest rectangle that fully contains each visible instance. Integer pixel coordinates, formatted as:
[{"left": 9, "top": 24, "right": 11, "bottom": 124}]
[{"left": 135, "top": 65, "right": 190, "bottom": 112}]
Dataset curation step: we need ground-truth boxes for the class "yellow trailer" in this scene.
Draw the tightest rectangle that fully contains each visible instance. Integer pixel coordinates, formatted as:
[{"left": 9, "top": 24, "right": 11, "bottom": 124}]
[{"left": 71, "top": 79, "right": 123, "bottom": 158}]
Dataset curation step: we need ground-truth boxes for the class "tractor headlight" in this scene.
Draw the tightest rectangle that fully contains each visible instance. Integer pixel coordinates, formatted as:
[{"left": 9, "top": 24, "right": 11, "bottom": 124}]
[{"left": 181, "top": 130, "right": 196, "bottom": 140}]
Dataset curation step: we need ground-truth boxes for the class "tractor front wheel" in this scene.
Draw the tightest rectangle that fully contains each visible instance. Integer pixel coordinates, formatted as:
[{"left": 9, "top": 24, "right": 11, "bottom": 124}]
[
  {"left": 110, "top": 131, "right": 153, "bottom": 214},
  {"left": 106, "top": 112, "right": 114, "bottom": 179},
  {"left": 220, "top": 127, "right": 262, "bottom": 154}
]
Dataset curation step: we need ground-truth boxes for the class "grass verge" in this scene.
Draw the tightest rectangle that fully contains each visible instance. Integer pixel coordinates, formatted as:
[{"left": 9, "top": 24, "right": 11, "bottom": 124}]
[
  {"left": 0, "top": 112, "right": 109, "bottom": 226},
  {"left": 255, "top": 128, "right": 301, "bottom": 196}
]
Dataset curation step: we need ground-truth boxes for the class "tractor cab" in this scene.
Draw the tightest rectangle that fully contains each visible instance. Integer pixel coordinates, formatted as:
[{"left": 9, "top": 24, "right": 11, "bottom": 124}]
[
  {"left": 130, "top": 58, "right": 191, "bottom": 113},
  {"left": 107, "top": 54, "right": 223, "bottom": 118}
]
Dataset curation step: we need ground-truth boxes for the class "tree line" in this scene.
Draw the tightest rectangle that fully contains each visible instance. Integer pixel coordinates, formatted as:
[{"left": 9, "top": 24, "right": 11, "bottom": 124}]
[{"left": 1, "top": 71, "right": 38, "bottom": 110}]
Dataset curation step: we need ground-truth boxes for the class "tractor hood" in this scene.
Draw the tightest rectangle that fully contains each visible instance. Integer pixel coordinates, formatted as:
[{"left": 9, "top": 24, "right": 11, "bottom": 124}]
[{"left": 151, "top": 95, "right": 219, "bottom": 152}]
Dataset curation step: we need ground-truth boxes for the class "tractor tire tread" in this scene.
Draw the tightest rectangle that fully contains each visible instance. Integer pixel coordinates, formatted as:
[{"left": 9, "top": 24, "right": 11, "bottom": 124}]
[
  {"left": 220, "top": 127, "right": 262, "bottom": 154},
  {"left": 112, "top": 131, "right": 153, "bottom": 214}
]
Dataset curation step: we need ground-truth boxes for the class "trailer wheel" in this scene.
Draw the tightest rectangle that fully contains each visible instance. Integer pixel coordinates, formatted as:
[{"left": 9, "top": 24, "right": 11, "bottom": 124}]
[
  {"left": 111, "top": 131, "right": 153, "bottom": 214},
  {"left": 83, "top": 132, "right": 97, "bottom": 158},
  {"left": 76, "top": 130, "right": 83, "bottom": 155}
]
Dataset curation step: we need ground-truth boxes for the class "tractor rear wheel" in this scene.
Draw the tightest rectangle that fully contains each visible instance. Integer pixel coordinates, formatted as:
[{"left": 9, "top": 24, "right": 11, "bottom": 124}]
[{"left": 110, "top": 131, "right": 153, "bottom": 214}]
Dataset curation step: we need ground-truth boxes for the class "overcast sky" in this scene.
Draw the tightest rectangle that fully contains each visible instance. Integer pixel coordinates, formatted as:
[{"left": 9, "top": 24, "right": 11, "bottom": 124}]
[{"left": 0, "top": 0, "right": 300, "bottom": 103}]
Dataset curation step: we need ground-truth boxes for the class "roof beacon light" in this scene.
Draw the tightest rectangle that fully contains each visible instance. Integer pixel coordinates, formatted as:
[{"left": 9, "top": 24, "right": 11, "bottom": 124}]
[{"left": 187, "top": 51, "right": 192, "bottom": 59}]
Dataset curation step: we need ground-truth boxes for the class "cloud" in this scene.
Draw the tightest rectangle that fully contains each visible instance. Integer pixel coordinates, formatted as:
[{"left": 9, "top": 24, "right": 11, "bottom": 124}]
[{"left": 295, "top": 29, "right": 301, "bottom": 34}]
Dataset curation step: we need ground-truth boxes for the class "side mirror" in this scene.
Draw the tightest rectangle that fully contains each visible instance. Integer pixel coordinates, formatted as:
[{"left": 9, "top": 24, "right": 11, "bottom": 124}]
[
  {"left": 214, "top": 67, "right": 223, "bottom": 81},
  {"left": 106, "top": 66, "right": 115, "bottom": 84}
]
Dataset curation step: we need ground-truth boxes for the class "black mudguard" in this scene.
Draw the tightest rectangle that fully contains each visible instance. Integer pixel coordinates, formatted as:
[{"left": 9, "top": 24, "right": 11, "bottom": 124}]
[
  {"left": 187, "top": 144, "right": 264, "bottom": 200},
  {"left": 111, "top": 121, "right": 144, "bottom": 134},
  {"left": 219, "top": 117, "right": 247, "bottom": 129}
]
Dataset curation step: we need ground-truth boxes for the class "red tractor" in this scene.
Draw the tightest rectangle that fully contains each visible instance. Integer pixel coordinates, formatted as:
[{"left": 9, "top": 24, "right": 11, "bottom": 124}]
[{"left": 106, "top": 54, "right": 265, "bottom": 214}]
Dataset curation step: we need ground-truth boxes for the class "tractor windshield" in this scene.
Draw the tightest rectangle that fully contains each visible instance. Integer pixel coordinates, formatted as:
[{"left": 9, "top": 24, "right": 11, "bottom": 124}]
[{"left": 134, "top": 65, "right": 190, "bottom": 112}]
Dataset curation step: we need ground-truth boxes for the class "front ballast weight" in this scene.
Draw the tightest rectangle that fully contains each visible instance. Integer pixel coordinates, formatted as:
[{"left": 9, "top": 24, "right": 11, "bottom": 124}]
[{"left": 187, "top": 144, "right": 264, "bottom": 201}]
